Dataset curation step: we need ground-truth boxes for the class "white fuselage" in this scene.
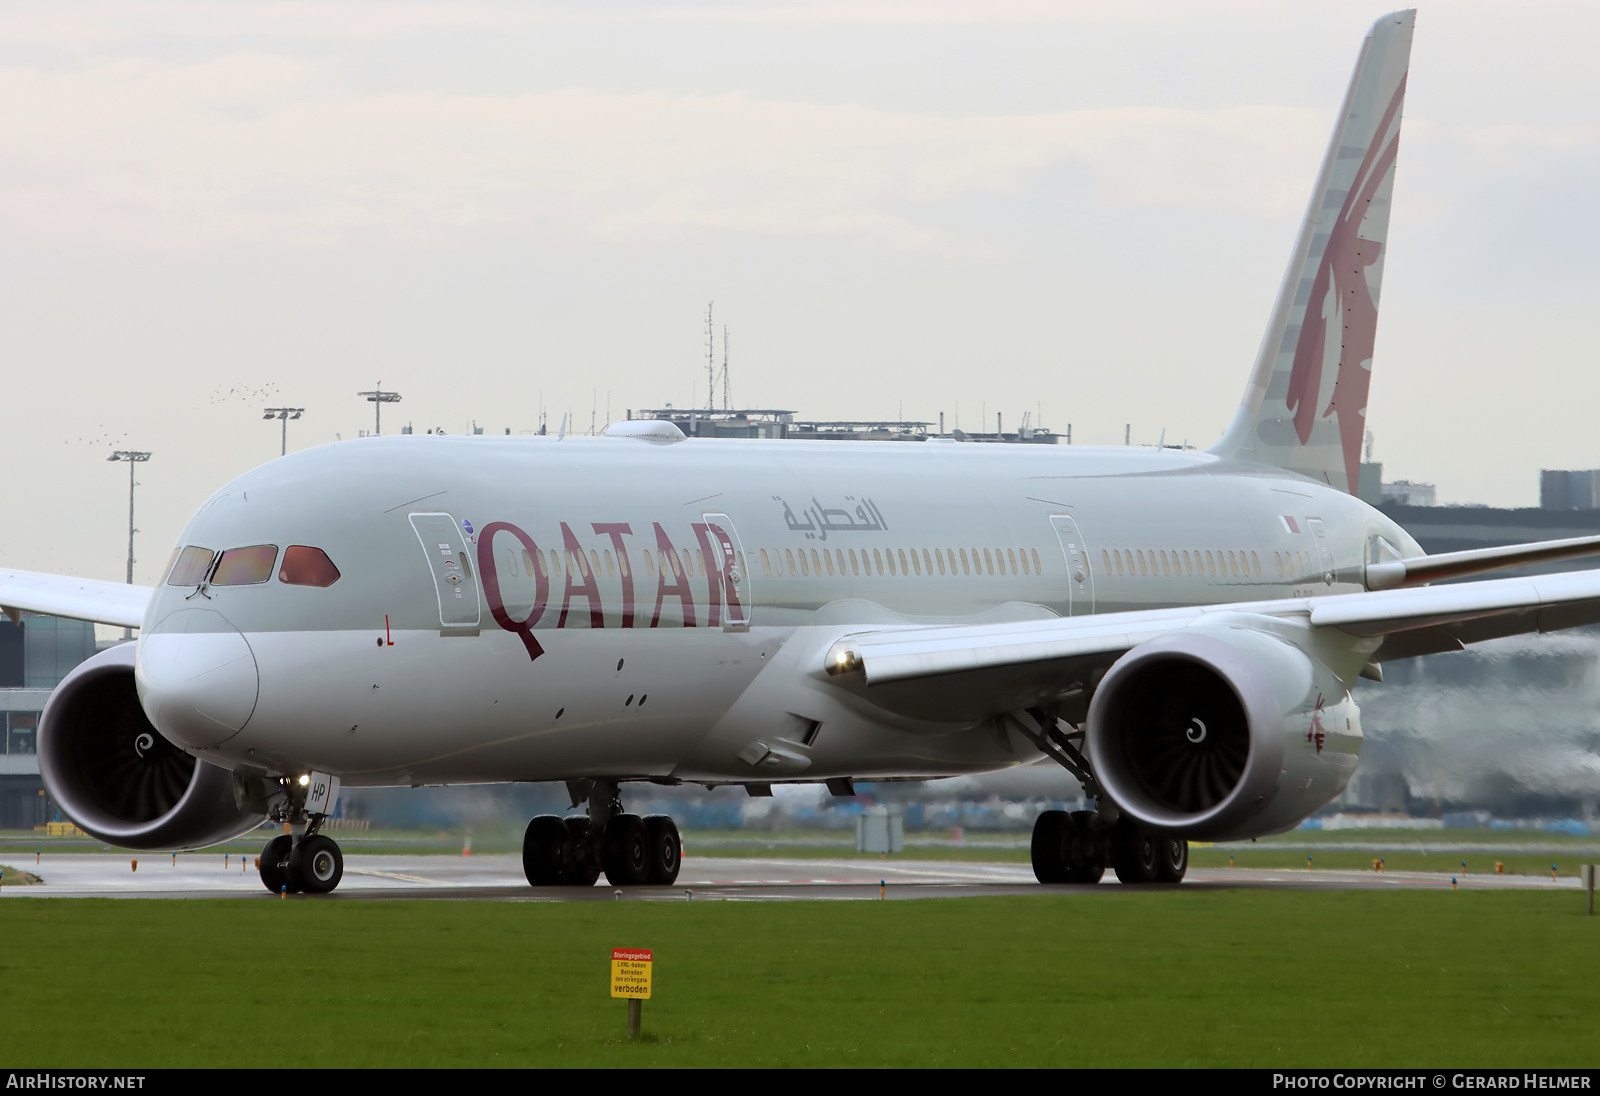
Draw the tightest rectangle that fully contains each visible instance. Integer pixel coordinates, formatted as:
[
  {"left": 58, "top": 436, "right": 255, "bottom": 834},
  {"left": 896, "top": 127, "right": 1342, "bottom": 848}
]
[{"left": 132, "top": 433, "right": 1417, "bottom": 788}]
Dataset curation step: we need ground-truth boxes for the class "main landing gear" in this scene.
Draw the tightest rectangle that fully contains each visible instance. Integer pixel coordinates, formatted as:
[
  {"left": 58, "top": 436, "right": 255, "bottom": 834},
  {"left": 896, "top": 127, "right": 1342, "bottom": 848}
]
[
  {"left": 1030, "top": 810, "right": 1187, "bottom": 885},
  {"left": 1007, "top": 707, "right": 1187, "bottom": 886},
  {"left": 522, "top": 780, "right": 681, "bottom": 888}
]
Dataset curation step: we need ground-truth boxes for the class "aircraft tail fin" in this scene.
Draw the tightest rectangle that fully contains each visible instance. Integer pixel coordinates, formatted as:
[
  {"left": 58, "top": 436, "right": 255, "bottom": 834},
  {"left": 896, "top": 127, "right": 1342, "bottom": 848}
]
[{"left": 1209, "top": 9, "right": 1415, "bottom": 494}]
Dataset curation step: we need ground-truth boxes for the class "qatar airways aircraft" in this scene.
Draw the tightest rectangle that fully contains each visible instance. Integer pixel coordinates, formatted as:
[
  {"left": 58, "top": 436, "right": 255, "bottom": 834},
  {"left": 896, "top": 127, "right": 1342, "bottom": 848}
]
[{"left": 5, "top": 9, "right": 1598, "bottom": 895}]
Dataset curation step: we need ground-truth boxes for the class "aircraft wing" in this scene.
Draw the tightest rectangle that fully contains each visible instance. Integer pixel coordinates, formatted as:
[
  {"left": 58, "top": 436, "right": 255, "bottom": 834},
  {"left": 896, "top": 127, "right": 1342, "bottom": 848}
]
[
  {"left": 0, "top": 569, "right": 152, "bottom": 629},
  {"left": 822, "top": 567, "right": 1600, "bottom": 721}
]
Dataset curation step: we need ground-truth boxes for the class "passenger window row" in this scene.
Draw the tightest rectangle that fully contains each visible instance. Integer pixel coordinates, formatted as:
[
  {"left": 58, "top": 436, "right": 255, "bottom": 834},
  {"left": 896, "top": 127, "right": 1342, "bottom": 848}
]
[
  {"left": 757, "top": 545, "right": 1045, "bottom": 580},
  {"left": 1096, "top": 547, "right": 1313, "bottom": 581}
]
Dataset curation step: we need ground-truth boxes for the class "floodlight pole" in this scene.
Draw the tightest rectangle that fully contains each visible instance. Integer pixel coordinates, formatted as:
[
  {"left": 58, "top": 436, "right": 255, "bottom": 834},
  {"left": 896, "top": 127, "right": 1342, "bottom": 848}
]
[
  {"left": 356, "top": 385, "right": 402, "bottom": 437},
  {"left": 263, "top": 407, "right": 306, "bottom": 456},
  {"left": 107, "top": 450, "right": 151, "bottom": 640}
]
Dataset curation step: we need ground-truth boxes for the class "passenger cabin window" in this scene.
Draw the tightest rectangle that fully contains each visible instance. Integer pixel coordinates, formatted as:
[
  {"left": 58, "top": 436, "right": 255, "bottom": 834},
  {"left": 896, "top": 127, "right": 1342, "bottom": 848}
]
[
  {"left": 278, "top": 545, "right": 341, "bottom": 587},
  {"left": 166, "top": 546, "right": 217, "bottom": 586},
  {"left": 211, "top": 545, "right": 278, "bottom": 586}
]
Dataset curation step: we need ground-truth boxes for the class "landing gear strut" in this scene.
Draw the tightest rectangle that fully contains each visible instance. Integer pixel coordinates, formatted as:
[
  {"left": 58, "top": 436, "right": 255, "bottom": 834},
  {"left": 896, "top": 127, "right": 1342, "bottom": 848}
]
[{"left": 521, "top": 780, "right": 681, "bottom": 888}]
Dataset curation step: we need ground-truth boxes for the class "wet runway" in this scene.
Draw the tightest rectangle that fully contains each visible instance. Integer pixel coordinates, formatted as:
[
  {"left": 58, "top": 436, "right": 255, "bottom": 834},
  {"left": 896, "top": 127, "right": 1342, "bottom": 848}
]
[{"left": 1, "top": 852, "right": 1584, "bottom": 900}]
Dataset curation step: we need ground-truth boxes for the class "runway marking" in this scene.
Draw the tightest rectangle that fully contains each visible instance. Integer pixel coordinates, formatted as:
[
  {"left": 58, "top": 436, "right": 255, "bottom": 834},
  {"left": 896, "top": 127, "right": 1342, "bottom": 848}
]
[{"left": 345, "top": 869, "right": 439, "bottom": 884}]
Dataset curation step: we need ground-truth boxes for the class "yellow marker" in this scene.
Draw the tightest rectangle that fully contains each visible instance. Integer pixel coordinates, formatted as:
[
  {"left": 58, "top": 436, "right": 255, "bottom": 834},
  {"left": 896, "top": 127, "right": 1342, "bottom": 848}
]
[
  {"left": 610, "top": 948, "right": 653, "bottom": 1040},
  {"left": 610, "top": 948, "right": 653, "bottom": 999},
  {"left": 131, "top": 858, "right": 137, "bottom": 873}
]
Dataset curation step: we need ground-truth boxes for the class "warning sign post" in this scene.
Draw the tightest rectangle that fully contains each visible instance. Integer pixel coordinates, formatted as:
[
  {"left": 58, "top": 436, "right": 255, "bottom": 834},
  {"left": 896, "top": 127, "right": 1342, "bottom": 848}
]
[{"left": 610, "top": 948, "right": 653, "bottom": 1039}]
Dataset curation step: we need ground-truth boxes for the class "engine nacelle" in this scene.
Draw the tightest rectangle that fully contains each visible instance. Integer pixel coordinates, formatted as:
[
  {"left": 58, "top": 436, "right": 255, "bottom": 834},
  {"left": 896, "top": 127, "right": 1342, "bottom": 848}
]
[
  {"left": 1085, "top": 618, "right": 1361, "bottom": 841},
  {"left": 39, "top": 643, "right": 272, "bottom": 850}
]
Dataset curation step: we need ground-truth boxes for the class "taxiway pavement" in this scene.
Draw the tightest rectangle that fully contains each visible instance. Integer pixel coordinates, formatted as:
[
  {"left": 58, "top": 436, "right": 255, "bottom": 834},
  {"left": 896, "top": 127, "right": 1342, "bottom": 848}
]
[{"left": 1, "top": 853, "right": 1584, "bottom": 901}]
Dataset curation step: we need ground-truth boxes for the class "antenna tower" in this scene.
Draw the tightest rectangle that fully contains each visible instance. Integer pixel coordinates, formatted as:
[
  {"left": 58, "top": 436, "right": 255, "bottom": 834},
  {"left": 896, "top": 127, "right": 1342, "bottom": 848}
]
[
  {"left": 706, "top": 302, "right": 716, "bottom": 410},
  {"left": 721, "top": 325, "right": 732, "bottom": 410}
]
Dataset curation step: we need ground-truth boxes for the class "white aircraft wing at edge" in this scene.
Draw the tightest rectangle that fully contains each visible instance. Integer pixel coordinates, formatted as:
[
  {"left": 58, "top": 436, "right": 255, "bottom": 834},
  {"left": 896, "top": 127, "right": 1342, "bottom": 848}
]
[
  {"left": 0, "top": 569, "right": 153, "bottom": 630},
  {"left": 824, "top": 567, "right": 1600, "bottom": 719}
]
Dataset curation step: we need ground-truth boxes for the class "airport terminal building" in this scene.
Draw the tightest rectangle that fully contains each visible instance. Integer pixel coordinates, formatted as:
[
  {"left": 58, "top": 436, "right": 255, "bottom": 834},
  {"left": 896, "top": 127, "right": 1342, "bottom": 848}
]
[{"left": 0, "top": 613, "right": 98, "bottom": 828}]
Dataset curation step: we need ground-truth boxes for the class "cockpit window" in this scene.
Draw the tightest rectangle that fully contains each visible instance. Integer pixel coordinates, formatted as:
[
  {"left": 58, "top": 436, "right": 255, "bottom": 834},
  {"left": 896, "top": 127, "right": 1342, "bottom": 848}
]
[
  {"left": 166, "top": 546, "right": 217, "bottom": 587},
  {"left": 211, "top": 545, "right": 278, "bottom": 586},
  {"left": 279, "top": 545, "right": 341, "bottom": 587}
]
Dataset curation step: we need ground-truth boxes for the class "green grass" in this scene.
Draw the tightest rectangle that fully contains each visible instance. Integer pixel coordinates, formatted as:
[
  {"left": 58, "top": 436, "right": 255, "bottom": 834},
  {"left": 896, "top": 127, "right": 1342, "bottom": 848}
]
[
  {"left": 3, "top": 891, "right": 1597, "bottom": 1067},
  {"left": 0, "top": 865, "right": 41, "bottom": 885}
]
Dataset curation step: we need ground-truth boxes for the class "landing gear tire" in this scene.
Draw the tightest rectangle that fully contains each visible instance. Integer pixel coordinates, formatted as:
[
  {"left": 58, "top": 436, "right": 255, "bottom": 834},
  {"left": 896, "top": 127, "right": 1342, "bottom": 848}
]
[
  {"left": 1066, "top": 810, "right": 1107, "bottom": 884},
  {"left": 1110, "top": 818, "right": 1161, "bottom": 885},
  {"left": 260, "top": 834, "right": 295, "bottom": 895},
  {"left": 1032, "top": 810, "right": 1109, "bottom": 884},
  {"left": 643, "top": 815, "right": 682, "bottom": 885},
  {"left": 564, "top": 817, "right": 600, "bottom": 887},
  {"left": 1155, "top": 834, "right": 1188, "bottom": 884},
  {"left": 290, "top": 834, "right": 344, "bottom": 894},
  {"left": 602, "top": 813, "right": 650, "bottom": 886},
  {"left": 522, "top": 815, "right": 572, "bottom": 886},
  {"left": 1031, "top": 810, "right": 1070, "bottom": 883}
]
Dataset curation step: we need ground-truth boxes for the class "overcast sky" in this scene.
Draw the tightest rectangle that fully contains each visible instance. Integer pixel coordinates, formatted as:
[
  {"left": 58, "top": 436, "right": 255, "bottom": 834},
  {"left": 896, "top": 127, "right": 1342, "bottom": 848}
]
[{"left": 3, "top": 0, "right": 1597, "bottom": 588}]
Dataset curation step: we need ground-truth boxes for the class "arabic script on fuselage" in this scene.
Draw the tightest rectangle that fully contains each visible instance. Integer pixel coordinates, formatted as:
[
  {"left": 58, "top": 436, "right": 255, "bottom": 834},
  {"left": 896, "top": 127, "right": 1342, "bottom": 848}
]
[{"left": 775, "top": 496, "right": 888, "bottom": 541}]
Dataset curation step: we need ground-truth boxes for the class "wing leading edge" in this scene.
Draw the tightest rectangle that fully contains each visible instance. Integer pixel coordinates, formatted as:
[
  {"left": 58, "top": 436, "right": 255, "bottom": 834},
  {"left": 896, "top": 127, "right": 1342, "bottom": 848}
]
[
  {"left": 0, "top": 569, "right": 152, "bottom": 629},
  {"left": 822, "top": 566, "right": 1600, "bottom": 721}
]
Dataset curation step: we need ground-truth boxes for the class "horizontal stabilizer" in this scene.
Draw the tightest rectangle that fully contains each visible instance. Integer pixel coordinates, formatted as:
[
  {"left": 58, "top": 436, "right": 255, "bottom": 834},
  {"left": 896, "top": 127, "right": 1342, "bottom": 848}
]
[{"left": 0, "top": 569, "right": 151, "bottom": 629}]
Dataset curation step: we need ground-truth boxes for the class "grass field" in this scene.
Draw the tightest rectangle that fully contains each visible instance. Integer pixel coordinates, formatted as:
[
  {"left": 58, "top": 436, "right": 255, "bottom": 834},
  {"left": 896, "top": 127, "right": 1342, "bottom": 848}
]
[{"left": 3, "top": 891, "right": 1597, "bottom": 1068}]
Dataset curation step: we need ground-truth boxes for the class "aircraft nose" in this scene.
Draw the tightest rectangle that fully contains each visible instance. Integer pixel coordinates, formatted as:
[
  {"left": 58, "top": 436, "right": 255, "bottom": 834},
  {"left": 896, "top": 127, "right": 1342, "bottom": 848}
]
[{"left": 135, "top": 608, "right": 260, "bottom": 749}]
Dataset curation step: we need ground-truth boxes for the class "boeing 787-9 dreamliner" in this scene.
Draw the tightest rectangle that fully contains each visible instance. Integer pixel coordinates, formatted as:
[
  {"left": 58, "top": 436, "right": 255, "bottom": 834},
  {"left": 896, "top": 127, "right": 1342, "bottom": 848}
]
[{"left": 5, "top": 10, "right": 1596, "bottom": 894}]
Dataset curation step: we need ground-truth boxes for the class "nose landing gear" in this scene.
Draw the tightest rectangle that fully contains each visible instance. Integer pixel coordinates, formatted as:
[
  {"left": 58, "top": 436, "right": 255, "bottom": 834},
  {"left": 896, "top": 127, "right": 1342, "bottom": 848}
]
[
  {"left": 257, "top": 773, "right": 346, "bottom": 895},
  {"left": 521, "top": 780, "right": 682, "bottom": 888},
  {"left": 258, "top": 828, "right": 345, "bottom": 894}
]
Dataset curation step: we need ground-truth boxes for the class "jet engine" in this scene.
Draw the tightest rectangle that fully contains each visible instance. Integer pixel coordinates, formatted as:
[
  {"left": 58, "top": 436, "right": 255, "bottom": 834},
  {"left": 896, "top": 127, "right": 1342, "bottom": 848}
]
[
  {"left": 39, "top": 643, "right": 272, "bottom": 850},
  {"left": 1085, "top": 618, "right": 1361, "bottom": 841}
]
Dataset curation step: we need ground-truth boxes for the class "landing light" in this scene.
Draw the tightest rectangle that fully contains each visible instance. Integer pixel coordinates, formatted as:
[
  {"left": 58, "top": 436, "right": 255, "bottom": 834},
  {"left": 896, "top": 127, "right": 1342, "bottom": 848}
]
[
  {"left": 298, "top": 774, "right": 310, "bottom": 787},
  {"left": 827, "top": 649, "right": 860, "bottom": 676}
]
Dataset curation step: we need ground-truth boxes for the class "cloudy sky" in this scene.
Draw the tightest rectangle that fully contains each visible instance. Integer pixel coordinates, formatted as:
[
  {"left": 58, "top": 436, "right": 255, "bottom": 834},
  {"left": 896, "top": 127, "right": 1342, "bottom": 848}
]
[{"left": 3, "top": 0, "right": 1597, "bottom": 588}]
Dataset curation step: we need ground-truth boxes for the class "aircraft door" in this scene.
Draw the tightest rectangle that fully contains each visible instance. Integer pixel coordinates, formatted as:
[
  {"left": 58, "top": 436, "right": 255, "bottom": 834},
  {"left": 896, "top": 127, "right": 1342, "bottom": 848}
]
[
  {"left": 1049, "top": 515, "right": 1095, "bottom": 616},
  {"left": 700, "top": 512, "right": 751, "bottom": 631},
  {"left": 409, "top": 512, "right": 482, "bottom": 634},
  {"left": 1307, "top": 517, "right": 1336, "bottom": 587}
]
